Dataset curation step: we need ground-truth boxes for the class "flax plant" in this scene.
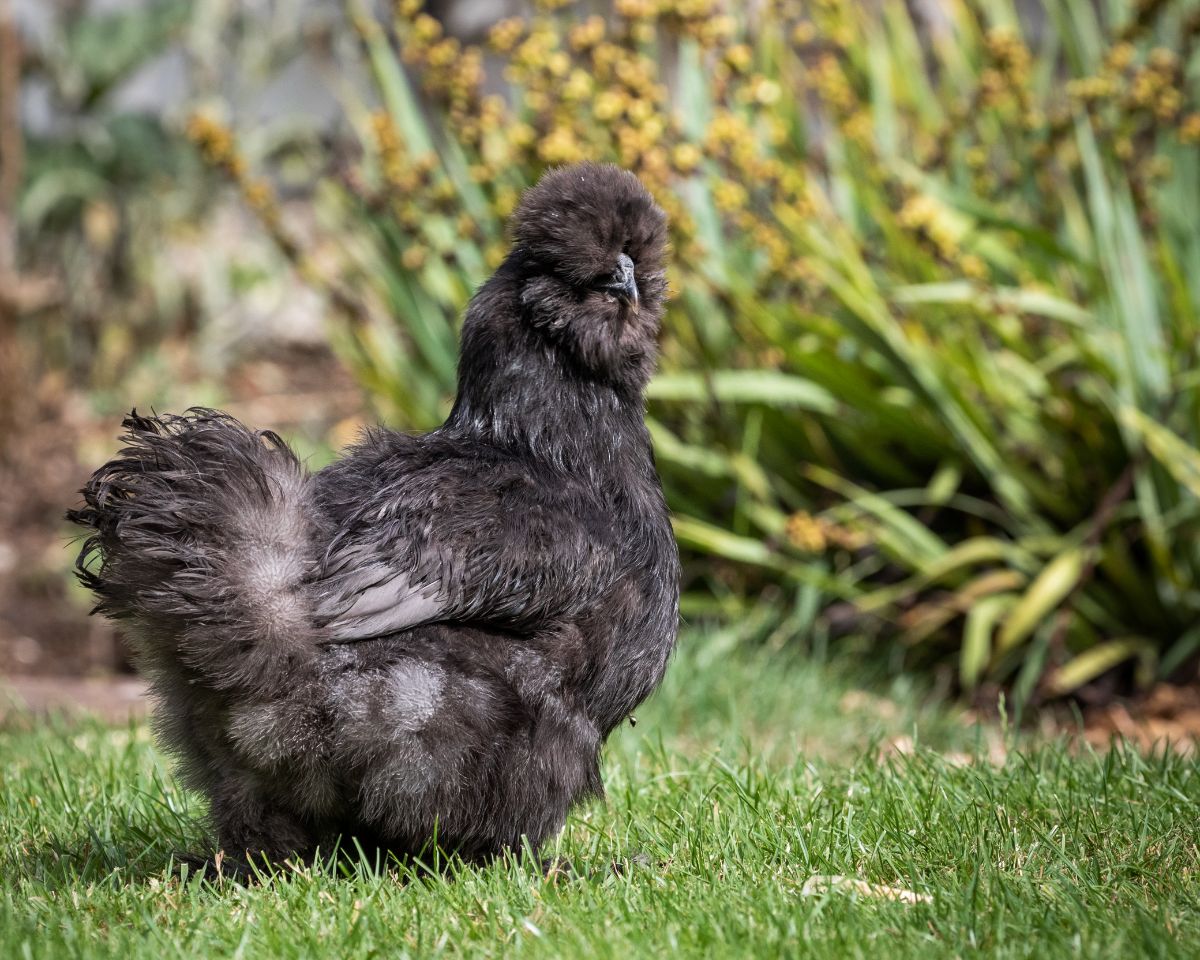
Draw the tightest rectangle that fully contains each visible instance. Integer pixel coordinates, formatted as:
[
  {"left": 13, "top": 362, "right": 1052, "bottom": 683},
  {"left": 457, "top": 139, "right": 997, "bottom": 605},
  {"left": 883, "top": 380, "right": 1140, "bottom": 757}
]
[{"left": 192, "top": 0, "right": 1200, "bottom": 703}]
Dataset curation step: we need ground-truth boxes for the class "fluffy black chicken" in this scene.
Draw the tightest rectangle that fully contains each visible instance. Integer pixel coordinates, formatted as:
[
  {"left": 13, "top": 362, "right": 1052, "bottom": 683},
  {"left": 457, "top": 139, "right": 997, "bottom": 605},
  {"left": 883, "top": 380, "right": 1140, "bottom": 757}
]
[{"left": 68, "top": 163, "right": 679, "bottom": 870}]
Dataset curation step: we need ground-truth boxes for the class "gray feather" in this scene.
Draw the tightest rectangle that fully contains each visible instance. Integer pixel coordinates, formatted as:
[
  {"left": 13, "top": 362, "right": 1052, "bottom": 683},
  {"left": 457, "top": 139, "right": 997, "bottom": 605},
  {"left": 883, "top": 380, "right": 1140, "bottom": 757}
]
[{"left": 320, "top": 568, "right": 445, "bottom": 641}]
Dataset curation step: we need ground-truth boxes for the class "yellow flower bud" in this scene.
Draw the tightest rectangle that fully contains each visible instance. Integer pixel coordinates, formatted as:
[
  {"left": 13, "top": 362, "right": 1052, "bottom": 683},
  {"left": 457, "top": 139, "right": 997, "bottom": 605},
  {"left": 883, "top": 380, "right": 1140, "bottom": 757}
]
[
  {"left": 672, "top": 142, "right": 701, "bottom": 172},
  {"left": 594, "top": 89, "right": 626, "bottom": 121},
  {"left": 785, "top": 512, "right": 827, "bottom": 553},
  {"left": 961, "top": 254, "right": 987, "bottom": 280},
  {"left": 401, "top": 246, "right": 427, "bottom": 270}
]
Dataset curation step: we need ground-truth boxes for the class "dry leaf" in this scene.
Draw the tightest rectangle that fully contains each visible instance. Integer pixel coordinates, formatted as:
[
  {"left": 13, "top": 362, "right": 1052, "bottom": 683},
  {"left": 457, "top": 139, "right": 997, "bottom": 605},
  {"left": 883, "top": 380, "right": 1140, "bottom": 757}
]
[{"left": 800, "top": 875, "right": 933, "bottom": 904}]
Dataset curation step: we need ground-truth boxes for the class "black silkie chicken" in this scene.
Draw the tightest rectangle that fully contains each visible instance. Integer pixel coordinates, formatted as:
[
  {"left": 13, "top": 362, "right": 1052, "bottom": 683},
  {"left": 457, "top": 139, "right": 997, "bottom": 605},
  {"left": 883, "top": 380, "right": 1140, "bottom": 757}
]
[{"left": 68, "top": 164, "right": 679, "bottom": 870}]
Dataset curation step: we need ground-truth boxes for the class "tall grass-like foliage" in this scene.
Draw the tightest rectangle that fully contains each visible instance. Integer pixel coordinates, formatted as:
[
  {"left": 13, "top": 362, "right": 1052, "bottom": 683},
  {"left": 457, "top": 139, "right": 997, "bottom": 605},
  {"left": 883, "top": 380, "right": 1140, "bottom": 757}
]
[{"left": 190, "top": 0, "right": 1200, "bottom": 702}]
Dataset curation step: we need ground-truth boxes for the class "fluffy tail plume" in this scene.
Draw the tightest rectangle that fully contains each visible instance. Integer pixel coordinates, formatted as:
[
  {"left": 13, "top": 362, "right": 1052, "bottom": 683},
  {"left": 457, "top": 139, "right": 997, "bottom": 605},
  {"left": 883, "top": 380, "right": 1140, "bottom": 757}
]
[{"left": 67, "top": 409, "right": 320, "bottom": 695}]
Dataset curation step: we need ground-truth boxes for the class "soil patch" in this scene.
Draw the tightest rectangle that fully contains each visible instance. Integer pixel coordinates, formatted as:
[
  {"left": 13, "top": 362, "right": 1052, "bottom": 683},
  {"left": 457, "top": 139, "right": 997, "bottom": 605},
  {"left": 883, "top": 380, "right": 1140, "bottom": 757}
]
[{"left": 0, "top": 674, "right": 147, "bottom": 725}]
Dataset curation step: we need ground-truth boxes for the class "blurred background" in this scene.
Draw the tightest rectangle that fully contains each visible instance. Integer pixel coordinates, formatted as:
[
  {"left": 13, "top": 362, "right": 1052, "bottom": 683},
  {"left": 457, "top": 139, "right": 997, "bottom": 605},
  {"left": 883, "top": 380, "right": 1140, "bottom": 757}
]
[{"left": 1, "top": 0, "right": 1198, "bottom": 727}]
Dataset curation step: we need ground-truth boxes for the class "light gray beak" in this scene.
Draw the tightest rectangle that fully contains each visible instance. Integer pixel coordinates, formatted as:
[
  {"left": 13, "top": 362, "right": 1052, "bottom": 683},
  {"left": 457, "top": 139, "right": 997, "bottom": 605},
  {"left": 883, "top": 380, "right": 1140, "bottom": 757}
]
[{"left": 602, "top": 252, "right": 640, "bottom": 312}]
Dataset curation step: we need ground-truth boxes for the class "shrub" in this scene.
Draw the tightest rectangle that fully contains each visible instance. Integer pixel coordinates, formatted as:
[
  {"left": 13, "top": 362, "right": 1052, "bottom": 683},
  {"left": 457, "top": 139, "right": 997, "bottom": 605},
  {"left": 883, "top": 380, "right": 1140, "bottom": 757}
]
[{"left": 190, "top": 0, "right": 1200, "bottom": 704}]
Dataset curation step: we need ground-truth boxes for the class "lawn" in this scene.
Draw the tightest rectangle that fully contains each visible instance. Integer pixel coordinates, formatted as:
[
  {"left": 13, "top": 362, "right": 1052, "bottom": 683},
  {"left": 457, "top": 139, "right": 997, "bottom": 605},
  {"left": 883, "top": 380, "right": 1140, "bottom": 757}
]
[{"left": 2, "top": 630, "right": 1198, "bottom": 959}]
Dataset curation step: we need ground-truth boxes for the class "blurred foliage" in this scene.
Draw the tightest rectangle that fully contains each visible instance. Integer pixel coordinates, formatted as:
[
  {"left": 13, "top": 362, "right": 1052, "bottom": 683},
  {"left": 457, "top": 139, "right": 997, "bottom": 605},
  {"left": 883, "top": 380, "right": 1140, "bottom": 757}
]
[
  {"left": 12, "top": 0, "right": 342, "bottom": 405},
  {"left": 14, "top": 0, "right": 208, "bottom": 390},
  {"left": 194, "top": 0, "right": 1198, "bottom": 702}
]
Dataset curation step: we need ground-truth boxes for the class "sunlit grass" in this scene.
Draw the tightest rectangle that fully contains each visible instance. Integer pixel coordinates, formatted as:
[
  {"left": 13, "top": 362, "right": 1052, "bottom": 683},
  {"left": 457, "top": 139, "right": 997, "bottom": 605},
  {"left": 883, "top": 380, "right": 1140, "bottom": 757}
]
[{"left": 2, "top": 632, "right": 1197, "bottom": 959}]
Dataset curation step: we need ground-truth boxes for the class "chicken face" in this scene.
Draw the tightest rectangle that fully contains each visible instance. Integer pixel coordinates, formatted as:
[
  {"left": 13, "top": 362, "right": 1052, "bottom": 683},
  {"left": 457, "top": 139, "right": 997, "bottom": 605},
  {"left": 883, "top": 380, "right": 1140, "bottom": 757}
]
[{"left": 511, "top": 163, "right": 668, "bottom": 388}]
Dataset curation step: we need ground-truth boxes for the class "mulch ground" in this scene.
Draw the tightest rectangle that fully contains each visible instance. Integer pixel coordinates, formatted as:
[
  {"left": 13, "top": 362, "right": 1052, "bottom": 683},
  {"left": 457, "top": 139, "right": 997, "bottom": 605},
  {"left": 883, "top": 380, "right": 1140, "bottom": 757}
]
[
  {"left": 1080, "top": 682, "right": 1200, "bottom": 756},
  {"left": 0, "top": 675, "right": 147, "bottom": 725}
]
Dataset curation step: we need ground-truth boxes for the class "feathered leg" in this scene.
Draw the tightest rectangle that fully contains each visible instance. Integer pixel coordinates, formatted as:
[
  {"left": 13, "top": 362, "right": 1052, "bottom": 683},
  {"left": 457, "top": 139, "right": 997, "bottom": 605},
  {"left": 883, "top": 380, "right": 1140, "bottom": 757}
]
[
  {"left": 174, "top": 775, "right": 318, "bottom": 883},
  {"left": 211, "top": 774, "right": 318, "bottom": 865}
]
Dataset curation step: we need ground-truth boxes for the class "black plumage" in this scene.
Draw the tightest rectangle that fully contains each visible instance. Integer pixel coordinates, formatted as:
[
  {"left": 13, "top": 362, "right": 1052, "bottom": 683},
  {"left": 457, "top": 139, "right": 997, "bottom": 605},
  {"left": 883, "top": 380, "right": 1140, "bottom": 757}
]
[{"left": 67, "top": 163, "right": 679, "bottom": 870}]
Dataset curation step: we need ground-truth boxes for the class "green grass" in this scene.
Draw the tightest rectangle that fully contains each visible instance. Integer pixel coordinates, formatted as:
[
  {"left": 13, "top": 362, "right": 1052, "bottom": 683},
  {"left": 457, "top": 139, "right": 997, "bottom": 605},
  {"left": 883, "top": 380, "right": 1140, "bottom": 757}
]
[{"left": 2, "top": 631, "right": 1198, "bottom": 959}]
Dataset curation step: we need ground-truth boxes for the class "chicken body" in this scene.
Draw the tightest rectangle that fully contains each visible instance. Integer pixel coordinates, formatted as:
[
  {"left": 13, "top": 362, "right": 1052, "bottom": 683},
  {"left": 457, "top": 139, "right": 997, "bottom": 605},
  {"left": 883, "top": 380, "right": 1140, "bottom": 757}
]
[{"left": 68, "top": 164, "right": 679, "bottom": 867}]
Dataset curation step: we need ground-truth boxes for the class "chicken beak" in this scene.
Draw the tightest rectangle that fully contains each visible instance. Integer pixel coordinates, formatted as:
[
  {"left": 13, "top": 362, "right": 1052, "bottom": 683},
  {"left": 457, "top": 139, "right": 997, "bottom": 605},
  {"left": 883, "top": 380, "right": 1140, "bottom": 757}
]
[{"left": 603, "top": 253, "right": 640, "bottom": 314}]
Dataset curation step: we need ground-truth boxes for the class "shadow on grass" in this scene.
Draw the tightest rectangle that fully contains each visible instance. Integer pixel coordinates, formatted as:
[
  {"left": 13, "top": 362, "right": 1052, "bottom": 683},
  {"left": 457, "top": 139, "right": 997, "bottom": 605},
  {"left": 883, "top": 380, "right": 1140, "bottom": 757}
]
[{"left": 7, "top": 824, "right": 589, "bottom": 891}]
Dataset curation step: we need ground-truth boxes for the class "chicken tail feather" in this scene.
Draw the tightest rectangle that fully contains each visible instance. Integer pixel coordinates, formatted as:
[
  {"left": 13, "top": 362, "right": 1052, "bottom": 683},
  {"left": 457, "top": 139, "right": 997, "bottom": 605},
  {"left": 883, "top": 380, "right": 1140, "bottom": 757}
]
[{"left": 67, "top": 409, "right": 319, "bottom": 695}]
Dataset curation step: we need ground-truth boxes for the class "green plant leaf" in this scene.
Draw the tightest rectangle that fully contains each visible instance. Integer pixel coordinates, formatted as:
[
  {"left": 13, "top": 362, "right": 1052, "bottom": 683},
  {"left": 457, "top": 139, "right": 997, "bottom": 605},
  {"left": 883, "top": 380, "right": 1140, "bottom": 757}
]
[
  {"left": 857, "top": 537, "right": 1021, "bottom": 614},
  {"left": 1048, "top": 638, "right": 1155, "bottom": 695},
  {"left": 961, "top": 594, "right": 1016, "bottom": 688},
  {"left": 647, "top": 371, "right": 838, "bottom": 412},
  {"left": 997, "top": 548, "right": 1086, "bottom": 654},
  {"left": 1120, "top": 408, "right": 1200, "bottom": 500}
]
